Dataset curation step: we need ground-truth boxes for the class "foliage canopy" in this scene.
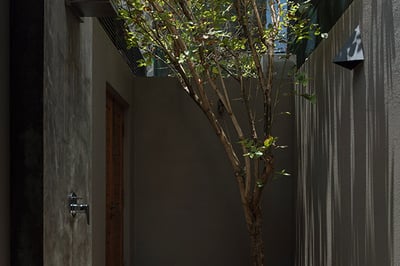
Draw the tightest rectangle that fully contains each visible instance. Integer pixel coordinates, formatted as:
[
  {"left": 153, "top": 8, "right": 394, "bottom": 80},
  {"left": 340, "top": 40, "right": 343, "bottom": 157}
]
[{"left": 118, "top": 0, "right": 319, "bottom": 265}]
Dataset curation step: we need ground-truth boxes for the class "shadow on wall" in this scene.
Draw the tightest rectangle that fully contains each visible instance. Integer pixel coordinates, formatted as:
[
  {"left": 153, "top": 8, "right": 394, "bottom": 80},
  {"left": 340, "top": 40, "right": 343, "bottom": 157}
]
[
  {"left": 133, "top": 76, "right": 296, "bottom": 266},
  {"left": 295, "top": 0, "right": 395, "bottom": 265}
]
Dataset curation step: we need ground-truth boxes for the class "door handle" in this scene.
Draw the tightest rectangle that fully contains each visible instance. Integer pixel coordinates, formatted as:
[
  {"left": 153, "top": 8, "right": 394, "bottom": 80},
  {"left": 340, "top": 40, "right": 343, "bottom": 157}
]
[{"left": 68, "top": 191, "right": 90, "bottom": 225}]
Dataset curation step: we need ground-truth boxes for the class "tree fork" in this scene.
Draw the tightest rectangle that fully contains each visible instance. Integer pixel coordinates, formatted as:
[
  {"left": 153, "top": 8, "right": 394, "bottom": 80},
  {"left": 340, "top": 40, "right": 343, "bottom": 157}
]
[{"left": 121, "top": 0, "right": 319, "bottom": 264}]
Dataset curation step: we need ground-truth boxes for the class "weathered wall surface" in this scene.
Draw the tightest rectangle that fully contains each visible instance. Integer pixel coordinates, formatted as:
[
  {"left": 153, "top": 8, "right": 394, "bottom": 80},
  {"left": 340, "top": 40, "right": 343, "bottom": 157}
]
[
  {"left": 0, "top": 0, "right": 9, "bottom": 265},
  {"left": 391, "top": 0, "right": 400, "bottom": 262},
  {"left": 296, "top": 0, "right": 400, "bottom": 265},
  {"left": 132, "top": 76, "right": 296, "bottom": 266},
  {"left": 92, "top": 19, "right": 135, "bottom": 266},
  {"left": 43, "top": 1, "right": 93, "bottom": 264}
]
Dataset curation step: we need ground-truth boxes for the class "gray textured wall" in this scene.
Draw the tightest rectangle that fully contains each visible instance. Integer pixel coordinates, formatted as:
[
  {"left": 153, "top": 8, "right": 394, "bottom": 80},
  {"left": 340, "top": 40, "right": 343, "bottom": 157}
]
[
  {"left": 92, "top": 19, "right": 135, "bottom": 266},
  {"left": 0, "top": 0, "right": 9, "bottom": 265},
  {"left": 132, "top": 76, "right": 296, "bottom": 266},
  {"left": 296, "top": 0, "right": 400, "bottom": 265},
  {"left": 43, "top": 1, "right": 93, "bottom": 264}
]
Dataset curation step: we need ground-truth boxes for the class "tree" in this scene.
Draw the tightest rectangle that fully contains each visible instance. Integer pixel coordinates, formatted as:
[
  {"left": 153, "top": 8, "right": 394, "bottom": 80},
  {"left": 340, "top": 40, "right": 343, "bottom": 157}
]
[{"left": 118, "top": 0, "right": 318, "bottom": 265}]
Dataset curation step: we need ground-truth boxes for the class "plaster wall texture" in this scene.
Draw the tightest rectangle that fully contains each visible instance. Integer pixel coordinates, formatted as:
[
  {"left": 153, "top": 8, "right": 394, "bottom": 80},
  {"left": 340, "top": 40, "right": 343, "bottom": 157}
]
[
  {"left": 296, "top": 0, "right": 400, "bottom": 265},
  {"left": 92, "top": 19, "right": 134, "bottom": 266},
  {"left": 132, "top": 75, "right": 296, "bottom": 266},
  {"left": 43, "top": 1, "right": 93, "bottom": 264},
  {"left": 0, "top": 0, "right": 10, "bottom": 265}
]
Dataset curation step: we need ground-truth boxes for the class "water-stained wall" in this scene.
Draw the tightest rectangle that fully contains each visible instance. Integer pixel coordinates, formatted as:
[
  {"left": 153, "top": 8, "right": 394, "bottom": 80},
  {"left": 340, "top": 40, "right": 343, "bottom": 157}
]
[
  {"left": 43, "top": 0, "right": 93, "bottom": 264},
  {"left": 296, "top": 0, "right": 400, "bottom": 265},
  {"left": 0, "top": 0, "right": 9, "bottom": 265},
  {"left": 11, "top": 0, "right": 136, "bottom": 265}
]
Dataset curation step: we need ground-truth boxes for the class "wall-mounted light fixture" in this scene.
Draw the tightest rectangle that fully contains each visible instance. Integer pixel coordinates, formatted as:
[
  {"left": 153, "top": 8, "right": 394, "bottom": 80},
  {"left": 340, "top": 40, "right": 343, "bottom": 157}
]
[{"left": 333, "top": 25, "right": 364, "bottom": 70}]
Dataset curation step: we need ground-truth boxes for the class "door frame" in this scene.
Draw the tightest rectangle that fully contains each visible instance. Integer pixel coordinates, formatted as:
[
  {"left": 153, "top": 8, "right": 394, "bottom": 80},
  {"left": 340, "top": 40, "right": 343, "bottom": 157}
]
[{"left": 106, "top": 84, "right": 129, "bottom": 266}]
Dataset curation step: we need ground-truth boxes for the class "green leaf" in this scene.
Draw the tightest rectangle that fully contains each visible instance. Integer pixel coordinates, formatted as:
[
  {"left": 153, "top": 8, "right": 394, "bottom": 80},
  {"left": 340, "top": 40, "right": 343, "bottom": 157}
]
[
  {"left": 263, "top": 136, "right": 275, "bottom": 148},
  {"left": 300, "top": 93, "right": 317, "bottom": 104},
  {"left": 212, "top": 67, "right": 219, "bottom": 74},
  {"left": 295, "top": 72, "right": 309, "bottom": 86},
  {"left": 276, "top": 145, "right": 288, "bottom": 149},
  {"left": 256, "top": 180, "right": 264, "bottom": 188},
  {"left": 254, "top": 151, "right": 263, "bottom": 157},
  {"left": 276, "top": 169, "right": 291, "bottom": 177}
]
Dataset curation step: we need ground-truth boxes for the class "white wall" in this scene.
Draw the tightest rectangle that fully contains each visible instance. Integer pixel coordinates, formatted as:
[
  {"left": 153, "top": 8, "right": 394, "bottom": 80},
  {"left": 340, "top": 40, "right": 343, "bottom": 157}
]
[
  {"left": 92, "top": 19, "right": 135, "bottom": 266},
  {"left": 0, "top": 0, "right": 10, "bottom": 265}
]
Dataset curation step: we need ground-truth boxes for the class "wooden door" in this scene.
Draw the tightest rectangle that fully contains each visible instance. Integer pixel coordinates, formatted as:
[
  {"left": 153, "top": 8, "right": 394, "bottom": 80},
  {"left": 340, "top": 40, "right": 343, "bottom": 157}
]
[{"left": 106, "top": 89, "right": 126, "bottom": 266}]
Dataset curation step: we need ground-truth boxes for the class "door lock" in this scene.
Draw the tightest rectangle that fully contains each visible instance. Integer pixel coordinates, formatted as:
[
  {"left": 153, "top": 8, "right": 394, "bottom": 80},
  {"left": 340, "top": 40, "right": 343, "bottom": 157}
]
[{"left": 68, "top": 191, "right": 90, "bottom": 225}]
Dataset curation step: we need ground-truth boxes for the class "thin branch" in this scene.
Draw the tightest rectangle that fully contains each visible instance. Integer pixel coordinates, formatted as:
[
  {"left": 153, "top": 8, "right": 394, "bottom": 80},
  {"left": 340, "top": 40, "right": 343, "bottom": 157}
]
[
  {"left": 252, "top": 155, "right": 274, "bottom": 207},
  {"left": 240, "top": 76, "right": 257, "bottom": 140},
  {"left": 250, "top": 0, "right": 270, "bottom": 49},
  {"left": 234, "top": 0, "right": 271, "bottom": 137},
  {"left": 147, "top": 1, "right": 245, "bottom": 178}
]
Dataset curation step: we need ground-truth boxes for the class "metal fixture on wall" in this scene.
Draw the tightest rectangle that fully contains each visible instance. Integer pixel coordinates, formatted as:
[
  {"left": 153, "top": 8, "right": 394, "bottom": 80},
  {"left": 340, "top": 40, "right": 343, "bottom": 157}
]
[
  {"left": 333, "top": 25, "right": 364, "bottom": 70},
  {"left": 68, "top": 192, "right": 90, "bottom": 225}
]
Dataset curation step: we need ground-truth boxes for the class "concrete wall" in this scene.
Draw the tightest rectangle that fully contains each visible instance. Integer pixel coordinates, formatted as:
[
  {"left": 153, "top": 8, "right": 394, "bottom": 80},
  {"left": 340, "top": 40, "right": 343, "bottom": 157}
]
[
  {"left": 42, "top": 4, "right": 135, "bottom": 266},
  {"left": 43, "top": 1, "right": 93, "bottom": 264},
  {"left": 296, "top": 0, "right": 400, "bottom": 265},
  {"left": 9, "top": 0, "right": 134, "bottom": 265},
  {"left": 0, "top": 0, "right": 9, "bottom": 265},
  {"left": 132, "top": 76, "right": 296, "bottom": 266},
  {"left": 92, "top": 19, "right": 135, "bottom": 266}
]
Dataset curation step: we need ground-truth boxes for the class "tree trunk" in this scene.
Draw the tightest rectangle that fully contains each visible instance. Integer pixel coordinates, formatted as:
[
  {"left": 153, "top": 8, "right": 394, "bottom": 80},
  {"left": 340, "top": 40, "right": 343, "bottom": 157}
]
[{"left": 244, "top": 203, "right": 265, "bottom": 266}]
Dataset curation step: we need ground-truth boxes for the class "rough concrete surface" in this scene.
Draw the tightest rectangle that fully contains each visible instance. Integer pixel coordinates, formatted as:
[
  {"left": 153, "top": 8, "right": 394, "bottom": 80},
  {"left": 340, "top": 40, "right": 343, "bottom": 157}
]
[
  {"left": 43, "top": 0, "right": 93, "bottom": 264},
  {"left": 296, "top": 0, "right": 400, "bottom": 265}
]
